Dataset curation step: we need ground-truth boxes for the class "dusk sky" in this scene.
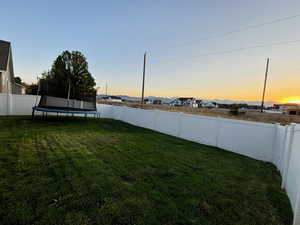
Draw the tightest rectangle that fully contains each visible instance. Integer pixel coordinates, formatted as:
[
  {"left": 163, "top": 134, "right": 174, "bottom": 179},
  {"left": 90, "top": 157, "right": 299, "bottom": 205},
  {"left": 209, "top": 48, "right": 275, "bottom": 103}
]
[{"left": 1, "top": 0, "right": 300, "bottom": 102}]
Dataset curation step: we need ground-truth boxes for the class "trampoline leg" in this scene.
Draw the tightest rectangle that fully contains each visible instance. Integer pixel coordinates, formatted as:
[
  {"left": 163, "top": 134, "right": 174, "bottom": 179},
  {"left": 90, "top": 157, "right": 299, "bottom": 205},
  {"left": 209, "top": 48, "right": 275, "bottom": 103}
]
[{"left": 32, "top": 109, "right": 35, "bottom": 120}]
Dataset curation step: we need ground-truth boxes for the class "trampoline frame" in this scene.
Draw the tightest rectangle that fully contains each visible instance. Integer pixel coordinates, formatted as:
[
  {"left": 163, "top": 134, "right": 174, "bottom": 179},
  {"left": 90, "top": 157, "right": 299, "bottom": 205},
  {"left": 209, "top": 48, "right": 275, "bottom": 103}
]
[{"left": 32, "top": 106, "right": 100, "bottom": 119}]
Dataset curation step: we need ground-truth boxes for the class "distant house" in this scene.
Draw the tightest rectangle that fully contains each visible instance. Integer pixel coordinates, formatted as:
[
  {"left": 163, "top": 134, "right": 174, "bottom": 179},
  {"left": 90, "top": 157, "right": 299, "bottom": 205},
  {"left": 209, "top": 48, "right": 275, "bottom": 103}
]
[
  {"left": 194, "top": 99, "right": 202, "bottom": 108},
  {"left": 202, "top": 101, "right": 218, "bottom": 108},
  {"left": 101, "top": 95, "right": 122, "bottom": 103},
  {"left": 153, "top": 99, "right": 162, "bottom": 105},
  {"left": 0, "top": 40, "right": 25, "bottom": 94},
  {"left": 170, "top": 97, "right": 198, "bottom": 107},
  {"left": 144, "top": 98, "right": 153, "bottom": 104},
  {"left": 13, "top": 82, "right": 26, "bottom": 95},
  {"left": 274, "top": 104, "right": 300, "bottom": 115},
  {"left": 144, "top": 98, "right": 162, "bottom": 105},
  {"left": 170, "top": 98, "right": 220, "bottom": 108}
]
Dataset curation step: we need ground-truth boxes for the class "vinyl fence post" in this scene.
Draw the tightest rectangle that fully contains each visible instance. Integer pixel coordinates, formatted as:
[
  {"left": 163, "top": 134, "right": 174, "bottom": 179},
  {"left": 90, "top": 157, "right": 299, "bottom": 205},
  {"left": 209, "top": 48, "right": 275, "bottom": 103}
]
[
  {"left": 271, "top": 123, "right": 280, "bottom": 165},
  {"left": 293, "top": 187, "right": 300, "bottom": 225},
  {"left": 281, "top": 123, "right": 296, "bottom": 189},
  {"left": 279, "top": 125, "right": 289, "bottom": 174}
]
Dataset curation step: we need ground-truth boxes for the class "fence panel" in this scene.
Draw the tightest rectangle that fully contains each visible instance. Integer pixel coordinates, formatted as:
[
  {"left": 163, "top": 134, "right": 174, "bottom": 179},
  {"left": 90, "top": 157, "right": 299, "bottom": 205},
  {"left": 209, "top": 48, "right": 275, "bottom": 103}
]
[
  {"left": 180, "top": 114, "right": 218, "bottom": 146},
  {"left": 155, "top": 111, "right": 181, "bottom": 136},
  {"left": 0, "top": 94, "right": 8, "bottom": 115},
  {"left": 134, "top": 109, "right": 156, "bottom": 130},
  {"left": 111, "top": 106, "right": 124, "bottom": 121},
  {"left": 12, "top": 94, "right": 39, "bottom": 115},
  {"left": 121, "top": 107, "right": 139, "bottom": 125},
  {"left": 97, "top": 103, "right": 112, "bottom": 118},
  {"left": 217, "top": 119, "right": 275, "bottom": 161}
]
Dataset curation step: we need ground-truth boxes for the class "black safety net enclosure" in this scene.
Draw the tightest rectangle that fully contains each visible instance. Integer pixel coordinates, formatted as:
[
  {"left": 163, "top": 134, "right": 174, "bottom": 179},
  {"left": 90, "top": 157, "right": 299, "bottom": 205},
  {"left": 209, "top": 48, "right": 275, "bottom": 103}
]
[
  {"left": 38, "top": 95, "right": 96, "bottom": 111},
  {"left": 33, "top": 51, "right": 98, "bottom": 115}
]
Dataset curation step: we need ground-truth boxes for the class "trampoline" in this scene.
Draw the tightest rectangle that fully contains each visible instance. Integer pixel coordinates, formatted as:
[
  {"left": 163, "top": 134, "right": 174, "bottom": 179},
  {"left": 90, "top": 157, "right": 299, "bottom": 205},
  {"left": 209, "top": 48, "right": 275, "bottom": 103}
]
[{"left": 32, "top": 86, "right": 100, "bottom": 119}]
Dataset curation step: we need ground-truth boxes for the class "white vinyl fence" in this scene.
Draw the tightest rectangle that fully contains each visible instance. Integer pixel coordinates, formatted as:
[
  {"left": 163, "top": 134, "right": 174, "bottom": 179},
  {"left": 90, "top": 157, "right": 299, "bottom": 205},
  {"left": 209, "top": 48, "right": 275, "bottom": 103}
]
[
  {"left": 0, "top": 93, "right": 40, "bottom": 115},
  {"left": 103, "top": 105, "right": 300, "bottom": 225},
  {"left": 0, "top": 94, "right": 300, "bottom": 225}
]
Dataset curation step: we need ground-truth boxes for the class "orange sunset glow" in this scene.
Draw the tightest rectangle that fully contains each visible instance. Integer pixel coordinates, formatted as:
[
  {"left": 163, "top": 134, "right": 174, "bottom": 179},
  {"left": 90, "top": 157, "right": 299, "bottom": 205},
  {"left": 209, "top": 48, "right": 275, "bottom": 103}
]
[{"left": 280, "top": 96, "right": 300, "bottom": 104}]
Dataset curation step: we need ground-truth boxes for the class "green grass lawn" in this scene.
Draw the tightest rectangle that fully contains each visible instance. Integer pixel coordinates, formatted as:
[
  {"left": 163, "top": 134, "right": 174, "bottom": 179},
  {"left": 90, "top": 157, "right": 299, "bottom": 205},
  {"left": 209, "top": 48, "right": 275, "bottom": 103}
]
[{"left": 0, "top": 116, "right": 292, "bottom": 225}]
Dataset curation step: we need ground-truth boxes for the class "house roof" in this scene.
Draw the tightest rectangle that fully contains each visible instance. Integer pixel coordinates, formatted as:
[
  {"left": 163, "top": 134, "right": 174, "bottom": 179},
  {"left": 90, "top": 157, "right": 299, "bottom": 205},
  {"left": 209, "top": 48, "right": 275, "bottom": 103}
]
[
  {"left": 0, "top": 40, "right": 11, "bottom": 71},
  {"left": 178, "top": 97, "right": 194, "bottom": 101}
]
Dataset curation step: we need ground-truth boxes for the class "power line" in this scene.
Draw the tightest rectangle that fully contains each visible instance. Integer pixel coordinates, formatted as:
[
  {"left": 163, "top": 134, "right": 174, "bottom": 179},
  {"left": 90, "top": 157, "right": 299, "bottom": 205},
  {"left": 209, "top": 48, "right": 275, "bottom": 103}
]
[
  {"left": 153, "top": 13, "right": 300, "bottom": 49},
  {"left": 151, "top": 38, "right": 300, "bottom": 64}
]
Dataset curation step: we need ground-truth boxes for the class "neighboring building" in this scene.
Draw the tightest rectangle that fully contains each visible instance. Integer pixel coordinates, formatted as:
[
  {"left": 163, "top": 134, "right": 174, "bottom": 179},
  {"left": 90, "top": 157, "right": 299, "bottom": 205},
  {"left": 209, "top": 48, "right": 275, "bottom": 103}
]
[
  {"left": 170, "top": 98, "right": 212, "bottom": 108},
  {"left": 194, "top": 99, "right": 202, "bottom": 107},
  {"left": 144, "top": 98, "right": 153, "bottom": 104},
  {"left": 144, "top": 99, "right": 162, "bottom": 105},
  {"left": 170, "top": 97, "right": 202, "bottom": 108},
  {"left": 274, "top": 104, "right": 300, "bottom": 115},
  {"left": 152, "top": 99, "right": 162, "bottom": 105},
  {"left": 0, "top": 40, "right": 25, "bottom": 94},
  {"left": 202, "top": 101, "right": 218, "bottom": 108},
  {"left": 13, "top": 82, "right": 26, "bottom": 95},
  {"left": 170, "top": 97, "right": 194, "bottom": 107},
  {"left": 0, "top": 40, "right": 14, "bottom": 93},
  {"left": 100, "top": 95, "right": 122, "bottom": 102}
]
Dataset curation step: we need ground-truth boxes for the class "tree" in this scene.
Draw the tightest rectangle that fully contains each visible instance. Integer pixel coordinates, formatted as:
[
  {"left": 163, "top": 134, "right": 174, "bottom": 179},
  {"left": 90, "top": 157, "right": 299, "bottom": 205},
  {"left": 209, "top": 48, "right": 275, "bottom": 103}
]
[
  {"left": 14, "top": 77, "right": 22, "bottom": 85},
  {"left": 40, "top": 51, "right": 96, "bottom": 101},
  {"left": 25, "top": 83, "right": 38, "bottom": 95}
]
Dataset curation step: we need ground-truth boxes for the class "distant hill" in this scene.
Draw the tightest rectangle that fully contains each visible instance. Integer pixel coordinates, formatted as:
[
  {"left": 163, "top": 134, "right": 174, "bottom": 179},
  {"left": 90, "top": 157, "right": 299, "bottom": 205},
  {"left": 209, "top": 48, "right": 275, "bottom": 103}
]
[{"left": 97, "top": 95, "right": 275, "bottom": 107}]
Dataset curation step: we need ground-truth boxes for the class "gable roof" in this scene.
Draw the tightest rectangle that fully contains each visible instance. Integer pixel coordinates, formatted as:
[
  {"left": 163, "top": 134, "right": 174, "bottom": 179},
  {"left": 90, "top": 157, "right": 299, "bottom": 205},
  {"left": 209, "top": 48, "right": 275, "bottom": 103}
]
[
  {"left": 0, "top": 40, "right": 11, "bottom": 71},
  {"left": 178, "top": 97, "right": 194, "bottom": 101}
]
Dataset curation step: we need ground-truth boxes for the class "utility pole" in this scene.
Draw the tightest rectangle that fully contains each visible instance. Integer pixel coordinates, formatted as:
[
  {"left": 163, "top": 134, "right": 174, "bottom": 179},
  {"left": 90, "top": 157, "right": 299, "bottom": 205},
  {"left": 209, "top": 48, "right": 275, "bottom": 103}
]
[
  {"left": 261, "top": 58, "right": 270, "bottom": 113},
  {"left": 141, "top": 51, "right": 147, "bottom": 107}
]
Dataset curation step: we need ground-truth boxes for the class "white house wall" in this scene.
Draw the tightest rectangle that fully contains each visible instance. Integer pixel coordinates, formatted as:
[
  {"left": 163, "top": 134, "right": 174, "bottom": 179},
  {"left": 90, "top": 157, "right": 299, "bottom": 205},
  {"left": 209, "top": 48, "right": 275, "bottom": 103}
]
[
  {"left": 0, "top": 49, "right": 14, "bottom": 94},
  {"left": 0, "top": 69, "right": 12, "bottom": 93}
]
